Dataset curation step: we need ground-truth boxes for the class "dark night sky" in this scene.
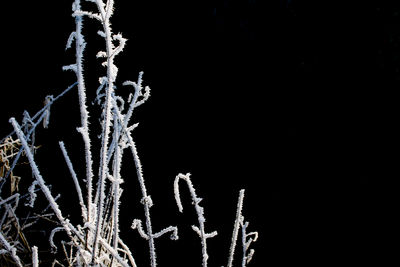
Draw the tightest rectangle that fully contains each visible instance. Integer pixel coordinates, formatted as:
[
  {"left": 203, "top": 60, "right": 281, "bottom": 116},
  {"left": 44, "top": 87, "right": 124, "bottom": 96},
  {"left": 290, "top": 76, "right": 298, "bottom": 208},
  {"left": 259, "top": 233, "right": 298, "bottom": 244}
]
[{"left": 1, "top": 0, "right": 398, "bottom": 266}]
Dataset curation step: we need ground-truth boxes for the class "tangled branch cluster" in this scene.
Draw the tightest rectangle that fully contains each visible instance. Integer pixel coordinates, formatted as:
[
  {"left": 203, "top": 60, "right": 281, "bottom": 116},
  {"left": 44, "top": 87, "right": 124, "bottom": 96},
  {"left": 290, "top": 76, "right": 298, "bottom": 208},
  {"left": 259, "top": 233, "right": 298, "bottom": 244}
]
[{"left": 1, "top": 1, "right": 258, "bottom": 266}]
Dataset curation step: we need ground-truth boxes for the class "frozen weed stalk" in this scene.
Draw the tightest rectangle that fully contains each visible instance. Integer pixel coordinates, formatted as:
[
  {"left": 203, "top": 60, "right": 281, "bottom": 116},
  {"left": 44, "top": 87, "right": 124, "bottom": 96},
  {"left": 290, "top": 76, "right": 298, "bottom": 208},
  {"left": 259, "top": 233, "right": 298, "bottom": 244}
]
[{"left": 3, "top": 0, "right": 258, "bottom": 266}]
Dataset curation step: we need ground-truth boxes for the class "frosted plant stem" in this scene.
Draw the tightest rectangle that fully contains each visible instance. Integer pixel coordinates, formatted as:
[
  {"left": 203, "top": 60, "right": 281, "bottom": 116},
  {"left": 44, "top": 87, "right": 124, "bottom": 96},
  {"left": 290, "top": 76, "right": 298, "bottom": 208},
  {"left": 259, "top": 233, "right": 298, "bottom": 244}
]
[
  {"left": 0, "top": 193, "right": 19, "bottom": 206},
  {"left": 10, "top": 118, "right": 71, "bottom": 234},
  {"left": 0, "top": 231, "right": 23, "bottom": 267},
  {"left": 98, "top": 238, "right": 129, "bottom": 267},
  {"left": 32, "top": 246, "right": 39, "bottom": 267},
  {"left": 241, "top": 223, "right": 247, "bottom": 267},
  {"left": 240, "top": 221, "right": 258, "bottom": 267},
  {"left": 106, "top": 72, "right": 149, "bottom": 164},
  {"left": 110, "top": 98, "right": 154, "bottom": 263},
  {"left": 129, "top": 133, "right": 156, "bottom": 267},
  {"left": 10, "top": 118, "right": 85, "bottom": 250},
  {"left": 1, "top": 82, "right": 78, "bottom": 192},
  {"left": 112, "top": 114, "right": 121, "bottom": 251},
  {"left": 2, "top": 108, "right": 48, "bottom": 182},
  {"left": 92, "top": 0, "right": 118, "bottom": 262},
  {"left": 106, "top": 91, "right": 136, "bottom": 165},
  {"left": 174, "top": 173, "right": 218, "bottom": 267},
  {"left": 118, "top": 238, "right": 137, "bottom": 267},
  {"left": 31, "top": 82, "right": 77, "bottom": 121},
  {"left": 71, "top": 0, "right": 94, "bottom": 228},
  {"left": 0, "top": 82, "right": 77, "bottom": 145},
  {"left": 112, "top": 99, "right": 178, "bottom": 267},
  {"left": 59, "top": 141, "right": 87, "bottom": 220},
  {"left": 227, "top": 189, "right": 245, "bottom": 267}
]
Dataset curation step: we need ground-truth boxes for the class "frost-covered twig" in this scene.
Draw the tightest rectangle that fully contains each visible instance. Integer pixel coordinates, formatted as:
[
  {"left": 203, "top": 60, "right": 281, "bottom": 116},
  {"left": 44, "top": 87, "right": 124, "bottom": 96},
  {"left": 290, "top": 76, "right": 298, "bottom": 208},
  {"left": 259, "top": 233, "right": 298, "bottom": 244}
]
[
  {"left": 0, "top": 231, "right": 23, "bottom": 267},
  {"left": 106, "top": 71, "right": 150, "bottom": 165},
  {"left": 118, "top": 238, "right": 137, "bottom": 267},
  {"left": 109, "top": 99, "right": 178, "bottom": 267},
  {"left": 98, "top": 238, "right": 129, "bottom": 267},
  {"left": 174, "top": 173, "right": 217, "bottom": 267},
  {"left": 0, "top": 193, "right": 19, "bottom": 207},
  {"left": 50, "top": 226, "right": 73, "bottom": 254},
  {"left": 111, "top": 113, "right": 122, "bottom": 252},
  {"left": 240, "top": 221, "right": 258, "bottom": 267},
  {"left": 43, "top": 95, "right": 53, "bottom": 129},
  {"left": 91, "top": 0, "right": 120, "bottom": 259},
  {"left": 0, "top": 82, "right": 77, "bottom": 145},
  {"left": 66, "top": 0, "right": 94, "bottom": 229},
  {"left": 9, "top": 118, "right": 83, "bottom": 249},
  {"left": 225, "top": 189, "right": 258, "bottom": 267},
  {"left": 227, "top": 189, "right": 245, "bottom": 267},
  {"left": 1, "top": 83, "right": 77, "bottom": 191},
  {"left": 59, "top": 141, "right": 87, "bottom": 220},
  {"left": 32, "top": 246, "right": 39, "bottom": 267},
  {"left": 122, "top": 71, "right": 151, "bottom": 110}
]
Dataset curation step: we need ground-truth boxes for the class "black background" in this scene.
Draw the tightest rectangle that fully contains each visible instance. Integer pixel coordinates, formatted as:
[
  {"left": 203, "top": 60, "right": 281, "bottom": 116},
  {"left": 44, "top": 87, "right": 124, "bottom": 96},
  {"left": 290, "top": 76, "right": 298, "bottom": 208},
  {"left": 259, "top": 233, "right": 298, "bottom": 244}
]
[{"left": 1, "top": 0, "right": 398, "bottom": 266}]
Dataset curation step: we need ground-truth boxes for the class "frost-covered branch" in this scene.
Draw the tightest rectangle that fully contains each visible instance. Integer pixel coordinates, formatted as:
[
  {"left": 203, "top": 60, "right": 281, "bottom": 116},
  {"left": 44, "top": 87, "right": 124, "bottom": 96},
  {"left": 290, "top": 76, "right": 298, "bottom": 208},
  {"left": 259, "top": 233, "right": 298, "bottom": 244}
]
[
  {"left": 122, "top": 71, "right": 151, "bottom": 110},
  {"left": 32, "top": 246, "right": 39, "bottom": 267},
  {"left": 59, "top": 141, "right": 87, "bottom": 220},
  {"left": 0, "top": 193, "right": 19, "bottom": 207},
  {"left": 106, "top": 71, "right": 150, "bottom": 165},
  {"left": 225, "top": 189, "right": 258, "bottom": 267},
  {"left": 240, "top": 221, "right": 258, "bottom": 267},
  {"left": 66, "top": 0, "right": 94, "bottom": 229},
  {"left": 0, "top": 82, "right": 77, "bottom": 145},
  {"left": 9, "top": 118, "right": 83, "bottom": 250},
  {"left": 98, "top": 238, "right": 129, "bottom": 267},
  {"left": 227, "top": 189, "right": 245, "bottom": 267},
  {"left": 174, "top": 173, "right": 217, "bottom": 267},
  {"left": 0, "top": 231, "right": 23, "bottom": 267},
  {"left": 118, "top": 238, "right": 137, "bottom": 267},
  {"left": 110, "top": 99, "right": 178, "bottom": 267},
  {"left": 91, "top": 0, "right": 120, "bottom": 259},
  {"left": 111, "top": 114, "right": 122, "bottom": 251}
]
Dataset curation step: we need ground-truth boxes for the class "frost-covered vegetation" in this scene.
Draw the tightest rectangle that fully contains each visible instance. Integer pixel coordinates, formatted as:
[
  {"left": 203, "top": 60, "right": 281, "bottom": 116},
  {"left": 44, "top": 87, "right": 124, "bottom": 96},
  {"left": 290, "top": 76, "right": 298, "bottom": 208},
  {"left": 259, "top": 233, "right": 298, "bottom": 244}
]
[{"left": 0, "top": 0, "right": 257, "bottom": 266}]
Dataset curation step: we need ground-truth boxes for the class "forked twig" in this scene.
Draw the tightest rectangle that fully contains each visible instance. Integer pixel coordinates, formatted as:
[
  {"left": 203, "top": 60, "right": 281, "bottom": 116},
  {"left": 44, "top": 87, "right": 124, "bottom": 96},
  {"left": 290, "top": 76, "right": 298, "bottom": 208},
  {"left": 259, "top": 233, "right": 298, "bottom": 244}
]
[{"left": 174, "top": 173, "right": 217, "bottom": 267}]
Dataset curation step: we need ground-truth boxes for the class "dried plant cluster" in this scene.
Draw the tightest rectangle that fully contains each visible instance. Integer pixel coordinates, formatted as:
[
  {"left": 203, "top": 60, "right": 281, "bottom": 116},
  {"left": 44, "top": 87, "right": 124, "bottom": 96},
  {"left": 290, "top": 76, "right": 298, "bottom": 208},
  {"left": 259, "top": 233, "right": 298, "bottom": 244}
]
[{"left": 1, "top": 0, "right": 257, "bottom": 266}]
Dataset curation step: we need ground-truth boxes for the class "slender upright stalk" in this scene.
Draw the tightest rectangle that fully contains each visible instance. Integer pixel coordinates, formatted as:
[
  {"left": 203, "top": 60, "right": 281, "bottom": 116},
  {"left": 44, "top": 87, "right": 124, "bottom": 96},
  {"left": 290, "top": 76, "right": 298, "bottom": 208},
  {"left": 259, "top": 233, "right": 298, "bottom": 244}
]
[
  {"left": 31, "top": 246, "right": 39, "bottom": 267},
  {"left": 112, "top": 114, "right": 122, "bottom": 251},
  {"left": 112, "top": 99, "right": 177, "bottom": 267},
  {"left": 70, "top": 0, "right": 94, "bottom": 227},
  {"left": 174, "top": 173, "right": 218, "bottom": 267},
  {"left": 227, "top": 189, "right": 245, "bottom": 267},
  {"left": 59, "top": 141, "right": 87, "bottom": 220},
  {"left": 92, "top": 0, "right": 118, "bottom": 261}
]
